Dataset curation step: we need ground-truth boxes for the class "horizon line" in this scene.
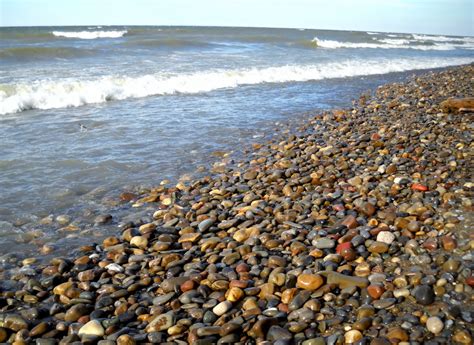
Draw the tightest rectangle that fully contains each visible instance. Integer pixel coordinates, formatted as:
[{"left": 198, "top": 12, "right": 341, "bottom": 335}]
[{"left": 0, "top": 24, "right": 471, "bottom": 38}]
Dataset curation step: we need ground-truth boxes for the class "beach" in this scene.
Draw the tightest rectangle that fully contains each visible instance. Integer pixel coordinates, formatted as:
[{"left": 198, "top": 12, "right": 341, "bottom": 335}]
[
  {"left": 0, "top": 64, "right": 472, "bottom": 344},
  {"left": 1, "top": 26, "right": 474, "bottom": 256}
]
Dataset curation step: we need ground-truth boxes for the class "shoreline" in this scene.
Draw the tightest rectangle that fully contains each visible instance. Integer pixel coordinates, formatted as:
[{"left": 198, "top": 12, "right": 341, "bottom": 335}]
[
  {"left": 0, "top": 65, "right": 473, "bottom": 344},
  {"left": 2, "top": 64, "right": 470, "bottom": 259}
]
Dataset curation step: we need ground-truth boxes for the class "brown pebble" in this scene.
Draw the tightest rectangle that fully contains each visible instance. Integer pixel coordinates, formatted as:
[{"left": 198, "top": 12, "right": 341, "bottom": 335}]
[
  {"left": 367, "top": 285, "right": 385, "bottom": 300},
  {"left": 296, "top": 274, "right": 324, "bottom": 290}
]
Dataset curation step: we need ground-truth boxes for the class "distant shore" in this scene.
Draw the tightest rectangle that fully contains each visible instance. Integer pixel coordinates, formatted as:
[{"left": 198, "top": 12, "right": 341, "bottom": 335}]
[{"left": 0, "top": 64, "right": 472, "bottom": 344}]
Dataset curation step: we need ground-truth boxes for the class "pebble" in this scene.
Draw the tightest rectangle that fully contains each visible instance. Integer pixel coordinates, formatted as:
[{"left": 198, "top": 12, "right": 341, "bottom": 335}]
[
  {"left": 426, "top": 316, "right": 444, "bottom": 334},
  {"left": 344, "top": 330, "right": 363, "bottom": 344},
  {"left": 413, "top": 285, "right": 435, "bottom": 305},
  {"left": 376, "top": 231, "right": 395, "bottom": 245},
  {"left": 297, "top": 274, "right": 324, "bottom": 290},
  {"left": 213, "top": 301, "right": 232, "bottom": 316},
  {"left": 78, "top": 320, "right": 105, "bottom": 337}
]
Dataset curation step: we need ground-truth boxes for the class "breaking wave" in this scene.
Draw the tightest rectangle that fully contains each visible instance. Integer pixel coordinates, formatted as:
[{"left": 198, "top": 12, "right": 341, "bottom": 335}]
[
  {"left": 312, "top": 36, "right": 474, "bottom": 50},
  {"left": 1, "top": 57, "right": 472, "bottom": 115},
  {"left": 51, "top": 30, "right": 127, "bottom": 39}
]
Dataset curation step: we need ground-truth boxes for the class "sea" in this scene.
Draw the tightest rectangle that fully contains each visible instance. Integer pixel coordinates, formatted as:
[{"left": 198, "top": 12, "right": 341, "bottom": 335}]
[{"left": 0, "top": 26, "right": 473, "bottom": 255}]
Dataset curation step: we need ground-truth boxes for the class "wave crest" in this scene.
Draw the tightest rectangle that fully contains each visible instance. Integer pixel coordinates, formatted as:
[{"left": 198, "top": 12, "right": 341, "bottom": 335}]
[
  {"left": 312, "top": 36, "right": 474, "bottom": 50},
  {"left": 1, "top": 57, "right": 472, "bottom": 115},
  {"left": 51, "top": 30, "right": 127, "bottom": 39}
]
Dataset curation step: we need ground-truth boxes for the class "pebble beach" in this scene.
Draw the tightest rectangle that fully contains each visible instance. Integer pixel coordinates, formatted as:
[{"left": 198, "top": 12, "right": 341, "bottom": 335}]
[{"left": 0, "top": 64, "right": 473, "bottom": 344}]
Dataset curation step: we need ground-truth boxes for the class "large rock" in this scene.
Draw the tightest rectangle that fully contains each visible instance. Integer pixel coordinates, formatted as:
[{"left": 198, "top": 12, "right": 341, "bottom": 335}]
[{"left": 440, "top": 97, "right": 474, "bottom": 113}]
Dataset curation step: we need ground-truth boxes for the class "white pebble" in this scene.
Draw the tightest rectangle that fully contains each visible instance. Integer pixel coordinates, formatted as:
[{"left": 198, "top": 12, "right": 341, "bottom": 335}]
[
  {"left": 377, "top": 231, "right": 396, "bottom": 245},
  {"left": 426, "top": 316, "right": 444, "bottom": 334},
  {"left": 105, "top": 263, "right": 124, "bottom": 273},
  {"left": 212, "top": 300, "right": 232, "bottom": 316}
]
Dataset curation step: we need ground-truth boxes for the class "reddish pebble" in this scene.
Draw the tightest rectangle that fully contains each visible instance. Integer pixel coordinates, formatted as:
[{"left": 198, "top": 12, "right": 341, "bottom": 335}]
[
  {"left": 341, "top": 215, "right": 358, "bottom": 229},
  {"left": 278, "top": 303, "right": 289, "bottom": 312},
  {"left": 77, "top": 315, "right": 90, "bottom": 324},
  {"left": 229, "top": 280, "right": 249, "bottom": 289},
  {"left": 120, "top": 192, "right": 137, "bottom": 201},
  {"left": 340, "top": 247, "right": 357, "bottom": 261},
  {"left": 422, "top": 239, "right": 438, "bottom": 251},
  {"left": 180, "top": 280, "right": 195, "bottom": 292},
  {"left": 333, "top": 204, "right": 345, "bottom": 212},
  {"left": 367, "top": 285, "right": 385, "bottom": 299},
  {"left": 336, "top": 242, "right": 352, "bottom": 254},
  {"left": 466, "top": 276, "right": 474, "bottom": 287},
  {"left": 441, "top": 235, "right": 457, "bottom": 251},
  {"left": 369, "top": 227, "right": 383, "bottom": 236},
  {"left": 236, "top": 263, "right": 250, "bottom": 273},
  {"left": 371, "top": 133, "right": 381, "bottom": 141},
  {"left": 411, "top": 183, "right": 428, "bottom": 191}
]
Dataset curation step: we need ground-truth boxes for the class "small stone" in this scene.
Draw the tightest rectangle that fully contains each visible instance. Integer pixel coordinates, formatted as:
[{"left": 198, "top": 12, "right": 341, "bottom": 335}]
[
  {"left": 442, "top": 259, "right": 460, "bottom": 273},
  {"left": 94, "top": 214, "right": 112, "bottom": 225},
  {"left": 393, "top": 288, "right": 410, "bottom": 298},
  {"left": 345, "top": 330, "right": 363, "bottom": 344},
  {"left": 64, "top": 304, "right": 91, "bottom": 322},
  {"left": 326, "top": 272, "right": 369, "bottom": 289},
  {"left": 178, "top": 233, "right": 201, "bottom": 243},
  {"left": 441, "top": 235, "right": 457, "bottom": 251},
  {"left": 213, "top": 300, "right": 232, "bottom": 316},
  {"left": 367, "top": 285, "right": 385, "bottom": 299},
  {"left": 386, "top": 326, "right": 409, "bottom": 342},
  {"left": 198, "top": 218, "right": 215, "bottom": 232},
  {"left": 359, "top": 202, "right": 376, "bottom": 217},
  {"left": 0, "top": 328, "right": 7, "bottom": 343},
  {"left": 152, "top": 292, "right": 175, "bottom": 306},
  {"left": 105, "top": 263, "right": 124, "bottom": 273},
  {"left": 117, "top": 334, "right": 136, "bottom": 345},
  {"left": 376, "top": 231, "right": 395, "bottom": 245},
  {"left": 426, "top": 316, "right": 444, "bottom": 334},
  {"left": 413, "top": 285, "right": 435, "bottom": 305},
  {"left": 411, "top": 183, "right": 428, "bottom": 191},
  {"left": 78, "top": 320, "right": 105, "bottom": 337},
  {"left": 313, "top": 238, "right": 335, "bottom": 249},
  {"left": 145, "top": 312, "right": 174, "bottom": 332},
  {"left": 373, "top": 298, "right": 396, "bottom": 309},
  {"left": 296, "top": 274, "right": 324, "bottom": 290},
  {"left": 452, "top": 329, "right": 472, "bottom": 344},
  {"left": 130, "top": 236, "right": 148, "bottom": 249},
  {"left": 267, "top": 325, "right": 293, "bottom": 342},
  {"left": 368, "top": 241, "right": 389, "bottom": 253},
  {"left": 53, "top": 281, "right": 73, "bottom": 295},
  {"left": 160, "top": 277, "right": 188, "bottom": 293},
  {"left": 56, "top": 214, "right": 71, "bottom": 225},
  {"left": 1, "top": 314, "right": 28, "bottom": 331},
  {"left": 342, "top": 215, "right": 358, "bottom": 229},
  {"left": 226, "top": 287, "right": 244, "bottom": 302}
]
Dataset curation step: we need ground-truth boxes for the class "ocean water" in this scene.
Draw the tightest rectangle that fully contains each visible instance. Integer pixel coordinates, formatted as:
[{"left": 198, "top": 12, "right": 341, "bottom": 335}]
[{"left": 0, "top": 26, "right": 473, "bottom": 254}]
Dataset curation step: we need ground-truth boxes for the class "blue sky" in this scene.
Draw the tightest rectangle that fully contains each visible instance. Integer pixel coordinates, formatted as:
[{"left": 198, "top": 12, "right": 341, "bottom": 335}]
[{"left": 1, "top": 0, "right": 472, "bottom": 36}]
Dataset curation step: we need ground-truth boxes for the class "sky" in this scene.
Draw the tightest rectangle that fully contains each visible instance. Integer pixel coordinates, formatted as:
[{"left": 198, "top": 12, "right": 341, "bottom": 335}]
[{"left": 1, "top": 0, "right": 473, "bottom": 36}]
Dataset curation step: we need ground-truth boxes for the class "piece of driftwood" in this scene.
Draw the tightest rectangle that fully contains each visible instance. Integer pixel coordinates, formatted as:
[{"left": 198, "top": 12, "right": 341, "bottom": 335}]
[{"left": 440, "top": 97, "right": 474, "bottom": 113}]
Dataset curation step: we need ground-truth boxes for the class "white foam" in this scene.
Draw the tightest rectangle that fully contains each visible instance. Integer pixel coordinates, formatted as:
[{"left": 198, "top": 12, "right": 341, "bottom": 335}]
[
  {"left": 412, "top": 34, "right": 466, "bottom": 42},
  {"left": 52, "top": 30, "right": 127, "bottom": 39},
  {"left": 378, "top": 38, "right": 411, "bottom": 45},
  {"left": 1, "top": 57, "right": 472, "bottom": 115},
  {"left": 312, "top": 36, "right": 473, "bottom": 50}
]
